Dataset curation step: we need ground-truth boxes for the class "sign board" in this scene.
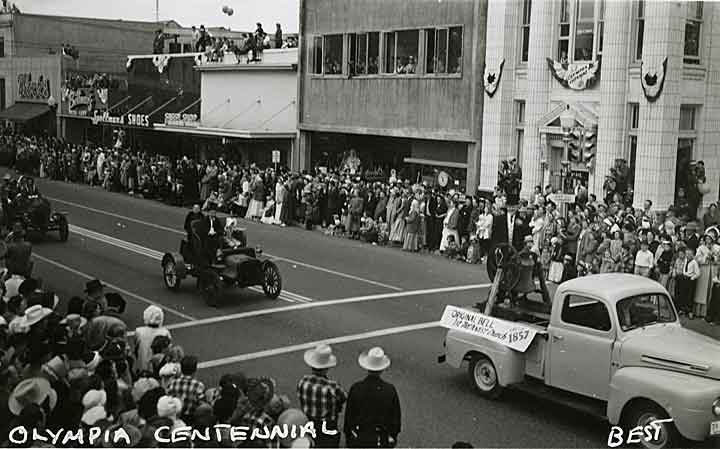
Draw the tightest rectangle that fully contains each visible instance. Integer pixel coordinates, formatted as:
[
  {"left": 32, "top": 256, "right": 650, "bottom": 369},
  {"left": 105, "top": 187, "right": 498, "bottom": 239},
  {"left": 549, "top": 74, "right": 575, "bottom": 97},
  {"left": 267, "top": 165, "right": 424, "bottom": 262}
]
[
  {"left": 17, "top": 73, "right": 51, "bottom": 101},
  {"left": 272, "top": 150, "right": 281, "bottom": 164},
  {"left": 91, "top": 111, "right": 150, "bottom": 127},
  {"left": 440, "top": 305, "right": 539, "bottom": 352},
  {"left": 437, "top": 171, "right": 450, "bottom": 188},
  {"left": 164, "top": 112, "right": 199, "bottom": 128},
  {"left": 548, "top": 193, "right": 576, "bottom": 204}
]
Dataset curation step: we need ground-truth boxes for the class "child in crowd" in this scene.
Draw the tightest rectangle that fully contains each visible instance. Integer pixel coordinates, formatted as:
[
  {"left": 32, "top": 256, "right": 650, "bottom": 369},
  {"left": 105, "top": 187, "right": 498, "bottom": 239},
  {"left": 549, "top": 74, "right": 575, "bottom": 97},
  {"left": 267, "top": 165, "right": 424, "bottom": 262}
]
[
  {"left": 444, "top": 235, "right": 460, "bottom": 259},
  {"left": 633, "top": 241, "right": 655, "bottom": 277},
  {"left": 377, "top": 217, "right": 389, "bottom": 246}
]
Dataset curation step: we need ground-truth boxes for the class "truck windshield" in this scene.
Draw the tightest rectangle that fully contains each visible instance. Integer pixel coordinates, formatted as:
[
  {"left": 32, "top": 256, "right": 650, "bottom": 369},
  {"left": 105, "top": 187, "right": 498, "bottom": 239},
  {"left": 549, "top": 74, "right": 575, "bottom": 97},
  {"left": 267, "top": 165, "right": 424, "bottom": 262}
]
[{"left": 616, "top": 293, "right": 677, "bottom": 332}]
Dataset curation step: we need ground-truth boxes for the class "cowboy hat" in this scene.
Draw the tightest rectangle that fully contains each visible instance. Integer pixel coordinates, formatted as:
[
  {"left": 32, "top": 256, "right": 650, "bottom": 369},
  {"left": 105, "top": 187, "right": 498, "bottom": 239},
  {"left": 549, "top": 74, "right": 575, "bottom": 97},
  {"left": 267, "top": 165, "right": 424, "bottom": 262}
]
[
  {"left": 59, "top": 313, "right": 87, "bottom": 328},
  {"left": 22, "top": 305, "right": 53, "bottom": 327},
  {"left": 157, "top": 395, "right": 182, "bottom": 418},
  {"left": 303, "top": 344, "right": 337, "bottom": 369},
  {"left": 85, "top": 279, "right": 104, "bottom": 293},
  {"left": 358, "top": 347, "right": 391, "bottom": 372},
  {"left": 8, "top": 377, "right": 58, "bottom": 415},
  {"left": 43, "top": 356, "right": 68, "bottom": 383}
]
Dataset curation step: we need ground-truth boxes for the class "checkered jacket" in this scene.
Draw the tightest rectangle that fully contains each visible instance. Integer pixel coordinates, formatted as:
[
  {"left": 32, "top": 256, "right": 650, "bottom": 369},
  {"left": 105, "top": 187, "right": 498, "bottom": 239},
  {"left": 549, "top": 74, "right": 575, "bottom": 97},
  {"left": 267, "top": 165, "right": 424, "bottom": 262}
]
[
  {"left": 297, "top": 373, "right": 347, "bottom": 421},
  {"left": 166, "top": 374, "right": 206, "bottom": 417}
]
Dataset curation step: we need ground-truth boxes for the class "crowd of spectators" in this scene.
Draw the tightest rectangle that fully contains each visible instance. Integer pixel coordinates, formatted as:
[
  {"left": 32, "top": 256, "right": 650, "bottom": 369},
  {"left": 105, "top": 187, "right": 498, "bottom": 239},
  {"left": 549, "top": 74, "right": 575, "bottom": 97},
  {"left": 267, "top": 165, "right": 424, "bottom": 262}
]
[
  {"left": 0, "top": 271, "right": 403, "bottom": 447},
  {"left": 4, "top": 131, "right": 720, "bottom": 324}
]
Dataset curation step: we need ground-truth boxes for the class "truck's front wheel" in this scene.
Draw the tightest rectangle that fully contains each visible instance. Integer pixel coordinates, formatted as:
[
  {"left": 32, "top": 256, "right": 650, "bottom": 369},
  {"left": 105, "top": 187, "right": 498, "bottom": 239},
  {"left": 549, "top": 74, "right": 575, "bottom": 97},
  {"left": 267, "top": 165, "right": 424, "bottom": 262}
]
[
  {"left": 468, "top": 355, "right": 504, "bottom": 399},
  {"left": 625, "top": 402, "right": 681, "bottom": 449}
]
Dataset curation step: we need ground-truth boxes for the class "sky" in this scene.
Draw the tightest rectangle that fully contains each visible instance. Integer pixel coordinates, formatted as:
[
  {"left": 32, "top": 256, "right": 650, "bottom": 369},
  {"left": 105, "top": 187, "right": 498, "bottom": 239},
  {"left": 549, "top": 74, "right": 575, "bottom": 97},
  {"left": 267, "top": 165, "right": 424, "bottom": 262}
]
[{"left": 16, "top": 0, "right": 300, "bottom": 32}]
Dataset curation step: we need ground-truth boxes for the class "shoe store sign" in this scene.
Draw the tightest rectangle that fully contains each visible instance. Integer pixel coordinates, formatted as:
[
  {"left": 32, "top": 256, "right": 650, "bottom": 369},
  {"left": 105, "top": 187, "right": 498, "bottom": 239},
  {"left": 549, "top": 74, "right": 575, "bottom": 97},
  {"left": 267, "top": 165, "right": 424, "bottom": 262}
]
[
  {"left": 91, "top": 111, "right": 150, "bottom": 127},
  {"left": 164, "top": 112, "right": 199, "bottom": 128}
]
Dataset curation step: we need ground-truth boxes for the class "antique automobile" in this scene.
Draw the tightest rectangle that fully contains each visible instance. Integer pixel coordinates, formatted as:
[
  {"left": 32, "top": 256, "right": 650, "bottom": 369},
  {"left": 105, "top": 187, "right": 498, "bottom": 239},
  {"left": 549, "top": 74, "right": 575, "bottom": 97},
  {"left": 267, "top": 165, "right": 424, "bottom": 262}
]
[
  {"left": 11, "top": 181, "right": 69, "bottom": 242},
  {"left": 160, "top": 218, "right": 282, "bottom": 306},
  {"left": 439, "top": 270, "right": 720, "bottom": 449}
]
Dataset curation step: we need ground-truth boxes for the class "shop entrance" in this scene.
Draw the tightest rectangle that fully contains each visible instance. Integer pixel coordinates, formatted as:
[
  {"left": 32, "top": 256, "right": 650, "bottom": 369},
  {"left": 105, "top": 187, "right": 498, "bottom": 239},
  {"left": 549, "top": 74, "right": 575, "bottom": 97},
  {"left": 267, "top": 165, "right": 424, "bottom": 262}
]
[{"left": 675, "top": 138, "right": 694, "bottom": 203}]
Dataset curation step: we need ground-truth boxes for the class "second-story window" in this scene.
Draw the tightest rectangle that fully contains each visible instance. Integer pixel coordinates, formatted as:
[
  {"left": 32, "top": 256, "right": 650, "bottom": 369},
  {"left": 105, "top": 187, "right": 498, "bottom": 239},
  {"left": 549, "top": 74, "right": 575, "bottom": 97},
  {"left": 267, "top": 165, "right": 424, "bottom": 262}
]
[
  {"left": 425, "top": 26, "right": 463, "bottom": 74},
  {"left": 310, "top": 36, "right": 322, "bottom": 74},
  {"left": 323, "top": 34, "right": 343, "bottom": 75},
  {"left": 634, "top": 0, "right": 644, "bottom": 61},
  {"left": 684, "top": 1, "right": 702, "bottom": 65},
  {"left": 557, "top": 0, "right": 604, "bottom": 63},
  {"left": 520, "top": 0, "right": 531, "bottom": 62}
]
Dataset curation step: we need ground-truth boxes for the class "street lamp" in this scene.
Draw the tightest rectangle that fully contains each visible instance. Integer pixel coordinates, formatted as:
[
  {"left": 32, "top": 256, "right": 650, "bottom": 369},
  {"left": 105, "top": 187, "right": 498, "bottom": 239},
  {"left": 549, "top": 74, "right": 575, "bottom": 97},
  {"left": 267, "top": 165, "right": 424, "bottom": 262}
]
[{"left": 559, "top": 105, "right": 575, "bottom": 195}]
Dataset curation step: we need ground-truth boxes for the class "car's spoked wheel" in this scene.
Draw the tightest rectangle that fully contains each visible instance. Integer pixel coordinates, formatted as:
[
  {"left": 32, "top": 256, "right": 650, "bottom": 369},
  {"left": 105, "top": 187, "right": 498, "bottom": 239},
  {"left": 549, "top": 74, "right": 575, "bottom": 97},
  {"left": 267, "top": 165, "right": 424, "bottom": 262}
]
[
  {"left": 262, "top": 262, "right": 282, "bottom": 299},
  {"left": 162, "top": 258, "right": 180, "bottom": 290}
]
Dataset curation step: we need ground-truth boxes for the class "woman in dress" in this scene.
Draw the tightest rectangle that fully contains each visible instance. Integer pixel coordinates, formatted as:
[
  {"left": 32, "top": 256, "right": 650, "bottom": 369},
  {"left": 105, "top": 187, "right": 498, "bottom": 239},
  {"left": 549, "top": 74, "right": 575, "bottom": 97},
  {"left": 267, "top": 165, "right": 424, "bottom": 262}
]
[
  {"left": 476, "top": 201, "right": 493, "bottom": 262},
  {"left": 403, "top": 199, "right": 420, "bottom": 252},
  {"left": 274, "top": 177, "right": 286, "bottom": 225},
  {"left": 693, "top": 234, "right": 714, "bottom": 319},
  {"left": 439, "top": 198, "right": 459, "bottom": 253},
  {"left": 245, "top": 174, "right": 265, "bottom": 220},
  {"left": 389, "top": 190, "right": 408, "bottom": 245}
]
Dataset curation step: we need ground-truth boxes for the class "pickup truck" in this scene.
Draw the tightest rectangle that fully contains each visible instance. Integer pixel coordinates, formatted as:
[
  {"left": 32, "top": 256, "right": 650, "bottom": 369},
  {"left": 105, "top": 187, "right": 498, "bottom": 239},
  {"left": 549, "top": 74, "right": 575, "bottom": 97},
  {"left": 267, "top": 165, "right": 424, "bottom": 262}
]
[{"left": 440, "top": 273, "right": 720, "bottom": 448}]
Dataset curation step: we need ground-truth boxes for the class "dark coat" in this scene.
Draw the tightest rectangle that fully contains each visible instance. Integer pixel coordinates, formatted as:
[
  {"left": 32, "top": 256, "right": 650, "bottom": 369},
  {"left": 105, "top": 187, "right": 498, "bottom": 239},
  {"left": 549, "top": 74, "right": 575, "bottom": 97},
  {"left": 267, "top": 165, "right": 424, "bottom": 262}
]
[
  {"left": 490, "top": 212, "right": 509, "bottom": 248},
  {"left": 344, "top": 375, "right": 401, "bottom": 447}
]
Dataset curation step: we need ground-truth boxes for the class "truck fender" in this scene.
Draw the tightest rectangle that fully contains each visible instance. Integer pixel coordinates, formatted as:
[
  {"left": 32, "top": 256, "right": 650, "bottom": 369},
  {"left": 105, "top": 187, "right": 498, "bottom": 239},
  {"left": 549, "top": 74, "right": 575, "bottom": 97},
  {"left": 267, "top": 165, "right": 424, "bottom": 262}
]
[
  {"left": 445, "top": 330, "right": 526, "bottom": 386},
  {"left": 609, "top": 366, "right": 720, "bottom": 442}
]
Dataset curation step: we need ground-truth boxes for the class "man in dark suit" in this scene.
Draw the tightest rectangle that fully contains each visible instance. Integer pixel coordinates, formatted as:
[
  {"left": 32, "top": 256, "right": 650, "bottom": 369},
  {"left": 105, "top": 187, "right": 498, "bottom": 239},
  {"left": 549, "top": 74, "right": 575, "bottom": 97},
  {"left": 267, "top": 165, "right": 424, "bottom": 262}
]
[
  {"left": 190, "top": 206, "right": 224, "bottom": 266},
  {"left": 490, "top": 207, "right": 509, "bottom": 250},
  {"left": 183, "top": 204, "right": 204, "bottom": 240},
  {"left": 425, "top": 191, "right": 439, "bottom": 250},
  {"left": 431, "top": 192, "right": 447, "bottom": 251},
  {"left": 511, "top": 208, "right": 531, "bottom": 251}
]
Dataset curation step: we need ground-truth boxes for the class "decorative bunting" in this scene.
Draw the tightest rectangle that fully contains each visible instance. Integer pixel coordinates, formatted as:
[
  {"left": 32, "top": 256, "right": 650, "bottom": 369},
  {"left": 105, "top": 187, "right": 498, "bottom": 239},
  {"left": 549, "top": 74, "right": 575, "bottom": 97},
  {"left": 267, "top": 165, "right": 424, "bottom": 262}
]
[
  {"left": 483, "top": 59, "right": 505, "bottom": 98},
  {"left": 546, "top": 58, "right": 600, "bottom": 90},
  {"left": 641, "top": 57, "right": 667, "bottom": 103}
]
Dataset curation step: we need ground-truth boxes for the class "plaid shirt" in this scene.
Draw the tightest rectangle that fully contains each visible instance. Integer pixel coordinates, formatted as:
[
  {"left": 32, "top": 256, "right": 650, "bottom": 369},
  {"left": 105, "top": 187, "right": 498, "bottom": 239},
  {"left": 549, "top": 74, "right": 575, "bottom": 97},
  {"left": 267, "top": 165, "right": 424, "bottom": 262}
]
[
  {"left": 239, "top": 408, "right": 276, "bottom": 448},
  {"left": 166, "top": 374, "right": 206, "bottom": 417},
  {"left": 297, "top": 373, "right": 347, "bottom": 421}
]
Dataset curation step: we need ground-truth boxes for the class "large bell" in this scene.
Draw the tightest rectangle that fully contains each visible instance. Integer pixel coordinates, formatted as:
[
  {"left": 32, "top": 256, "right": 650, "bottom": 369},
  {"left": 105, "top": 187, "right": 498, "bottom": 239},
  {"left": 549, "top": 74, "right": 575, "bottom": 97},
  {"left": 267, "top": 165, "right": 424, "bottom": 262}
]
[{"left": 512, "top": 252, "right": 537, "bottom": 295}]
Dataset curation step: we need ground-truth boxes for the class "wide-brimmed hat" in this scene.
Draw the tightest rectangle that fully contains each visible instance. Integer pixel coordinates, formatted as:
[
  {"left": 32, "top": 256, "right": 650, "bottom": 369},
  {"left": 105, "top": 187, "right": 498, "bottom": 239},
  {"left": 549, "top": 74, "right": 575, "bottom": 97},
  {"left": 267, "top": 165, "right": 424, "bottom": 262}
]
[
  {"left": 8, "top": 377, "right": 58, "bottom": 415},
  {"left": 22, "top": 305, "right": 52, "bottom": 327},
  {"left": 43, "top": 356, "right": 68, "bottom": 383},
  {"left": 358, "top": 347, "right": 391, "bottom": 372},
  {"left": 157, "top": 395, "right": 182, "bottom": 418},
  {"left": 563, "top": 254, "right": 574, "bottom": 261},
  {"left": 132, "top": 377, "right": 160, "bottom": 403},
  {"left": 3, "top": 174, "right": 12, "bottom": 181},
  {"left": 60, "top": 313, "right": 87, "bottom": 328},
  {"left": 158, "top": 362, "right": 180, "bottom": 377},
  {"left": 303, "top": 344, "right": 337, "bottom": 369},
  {"left": 523, "top": 235, "right": 533, "bottom": 243},
  {"left": 85, "top": 279, "right": 104, "bottom": 293}
]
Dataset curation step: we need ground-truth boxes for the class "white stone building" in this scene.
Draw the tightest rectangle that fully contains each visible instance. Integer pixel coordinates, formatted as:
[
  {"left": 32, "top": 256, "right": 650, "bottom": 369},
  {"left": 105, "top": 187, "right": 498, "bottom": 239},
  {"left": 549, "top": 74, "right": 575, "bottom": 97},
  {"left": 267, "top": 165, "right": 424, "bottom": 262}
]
[{"left": 479, "top": 0, "right": 719, "bottom": 211}]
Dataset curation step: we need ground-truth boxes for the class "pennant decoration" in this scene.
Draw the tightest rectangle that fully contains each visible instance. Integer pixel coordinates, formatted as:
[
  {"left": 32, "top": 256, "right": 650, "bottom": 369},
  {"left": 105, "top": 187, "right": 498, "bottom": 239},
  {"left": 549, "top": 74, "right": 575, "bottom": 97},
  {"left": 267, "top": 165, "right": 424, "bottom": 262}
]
[
  {"left": 640, "top": 57, "right": 667, "bottom": 103},
  {"left": 152, "top": 55, "right": 171, "bottom": 74},
  {"left": 483, "top": 59, "right": 505, "bottom": 98},
  {"left": 96, "top": 88, "right": 109, "bottom": 106},
  {"left": 546, "top": 58, "right": 600, "bottom": 90}
]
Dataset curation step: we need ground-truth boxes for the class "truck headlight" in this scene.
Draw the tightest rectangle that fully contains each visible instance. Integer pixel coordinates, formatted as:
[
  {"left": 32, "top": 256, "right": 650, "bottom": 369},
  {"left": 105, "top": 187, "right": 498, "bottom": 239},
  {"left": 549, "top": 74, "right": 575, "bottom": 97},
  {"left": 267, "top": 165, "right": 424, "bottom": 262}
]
[{"left": 713, "top": 398, "right": 720, "bottom": 417}]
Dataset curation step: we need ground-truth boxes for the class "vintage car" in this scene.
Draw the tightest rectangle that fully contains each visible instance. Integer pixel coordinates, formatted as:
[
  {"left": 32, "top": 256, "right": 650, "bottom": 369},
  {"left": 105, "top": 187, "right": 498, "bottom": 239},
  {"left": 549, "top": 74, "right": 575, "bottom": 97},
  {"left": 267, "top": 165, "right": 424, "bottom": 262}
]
[
  {"left": 160, "top": 219, "right": 282, "bottom": 306},
  {"left": 12, "top": 193, "right": 69, "bottom": 242},
  {"left": 440, "top": 274, "right": 720, "bottom": 449}
]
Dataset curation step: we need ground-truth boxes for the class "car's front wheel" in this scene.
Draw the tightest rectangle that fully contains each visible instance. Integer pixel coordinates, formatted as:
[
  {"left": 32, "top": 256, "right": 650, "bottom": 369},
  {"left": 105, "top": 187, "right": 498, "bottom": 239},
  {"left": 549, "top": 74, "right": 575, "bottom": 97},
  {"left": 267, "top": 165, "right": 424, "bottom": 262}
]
[{"left": 625, "top": 402, "right": 681, "bottom": 449}]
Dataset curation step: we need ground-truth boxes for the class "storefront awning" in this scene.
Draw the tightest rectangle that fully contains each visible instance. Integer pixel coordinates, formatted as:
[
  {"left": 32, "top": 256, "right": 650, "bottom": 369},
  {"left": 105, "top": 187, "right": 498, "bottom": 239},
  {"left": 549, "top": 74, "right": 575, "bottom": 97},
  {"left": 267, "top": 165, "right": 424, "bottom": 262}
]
[
  {"left": 403, "top": 157, "right": 467, "bottom": 169},
  {"left": 0, "top": 103, "right": 50, "bottom": 122}
]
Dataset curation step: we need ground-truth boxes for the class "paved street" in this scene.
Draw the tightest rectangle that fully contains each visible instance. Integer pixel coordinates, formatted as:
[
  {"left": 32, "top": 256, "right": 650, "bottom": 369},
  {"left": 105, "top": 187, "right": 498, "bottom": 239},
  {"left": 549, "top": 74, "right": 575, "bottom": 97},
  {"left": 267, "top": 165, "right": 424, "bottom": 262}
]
[{"left": 1, "top": 172, "right": 658, "bottom": 447}]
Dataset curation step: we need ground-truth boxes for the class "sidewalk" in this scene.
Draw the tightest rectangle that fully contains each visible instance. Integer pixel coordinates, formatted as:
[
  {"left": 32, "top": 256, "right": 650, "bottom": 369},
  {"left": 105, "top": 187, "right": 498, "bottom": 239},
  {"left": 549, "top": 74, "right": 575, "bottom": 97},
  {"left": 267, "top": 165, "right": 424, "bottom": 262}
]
[{"left": 682, "top": 317, "right": 720, "bottom": 340}]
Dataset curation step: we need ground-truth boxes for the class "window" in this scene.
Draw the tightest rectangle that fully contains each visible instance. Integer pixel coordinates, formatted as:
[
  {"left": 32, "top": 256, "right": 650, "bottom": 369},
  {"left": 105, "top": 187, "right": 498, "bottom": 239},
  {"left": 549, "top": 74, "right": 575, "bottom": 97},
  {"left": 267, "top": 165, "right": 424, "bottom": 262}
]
[
  {"left": 424, "top": 26, "right": 462, "bottom": 74},
  {"left": 395, "top": 30, "right": 419, "bottom": 74},
  {"left": 616, "top": 294, "right": 676, "bottom": 332},
  {"left": 323, "top": 34, "right": 343, "bottom": 75},
  {"left": 627, "top": 103, "right": 639, "bottom": 184},
  {"left": 383, "top": 32, "right": 395, "bottom": 74},
  {"left": 684, "top": 1, "right": 702, "bottom": 64},
  {"left": 561, "top": 295, "right": 612, "bottom": 331},
  {"left": 349, "top": 33, "right": 368, "bottom": 75},
  {"left": 0, "top": 37, "right": 5, "bottom": 58},
  {"left": 557, "top": 0, "right": 605, "bottom": 63},
  {"left": 368, "top": 32, "right": 380, "bottom": 74},
  {"left": 310, "top": 36, "right": 322, "bottom": 74},
  {"left": 515, "top": 100, "right": 526, "bottom": 164},
  {"left": 558, "top": 0, "right": 570, "bottom": 62},
  {"left": 680, "top": 105, "right": 696, "bottom": 131},
  {"left": 520, "top": 0, "right": 531, "bottom": 63},
  {"left": 634, "top": 0, "right": 644, "bottom": 61}
]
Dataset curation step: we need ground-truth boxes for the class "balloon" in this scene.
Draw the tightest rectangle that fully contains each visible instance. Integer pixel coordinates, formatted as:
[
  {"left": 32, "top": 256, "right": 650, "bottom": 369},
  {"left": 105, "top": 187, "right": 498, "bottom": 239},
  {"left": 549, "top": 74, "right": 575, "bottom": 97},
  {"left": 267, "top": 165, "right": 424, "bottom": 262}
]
[{"left": 227, "top": 8, "right": 234, "bottom": 15}]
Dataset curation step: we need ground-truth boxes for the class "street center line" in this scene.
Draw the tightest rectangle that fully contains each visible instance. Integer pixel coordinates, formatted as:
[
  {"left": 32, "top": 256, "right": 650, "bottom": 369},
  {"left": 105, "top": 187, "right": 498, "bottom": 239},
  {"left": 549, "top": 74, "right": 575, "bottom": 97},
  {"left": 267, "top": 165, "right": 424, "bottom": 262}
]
[
  {"left": 197, "top": 321, "right": 440, "bottom": 369},
  {"left": 48, "top": 196, "right": 403, "bottom": 291},
  {"left": 167, "top": 284, "right": 490, "bottom": 331},
  {"left": 33, "top": 253, "right": 196, "bottom": 322}
]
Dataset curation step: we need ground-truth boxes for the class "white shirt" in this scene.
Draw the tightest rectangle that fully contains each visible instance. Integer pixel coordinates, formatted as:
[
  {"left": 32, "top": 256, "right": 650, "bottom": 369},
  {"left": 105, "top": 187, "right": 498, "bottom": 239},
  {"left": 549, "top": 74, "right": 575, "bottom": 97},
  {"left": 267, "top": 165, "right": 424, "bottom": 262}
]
[
  {"left": 4, "top": 275, "right": 25, "bottom": 301},
  {"left": 634, "top": 249, "right": 655, "bottom": 269}
]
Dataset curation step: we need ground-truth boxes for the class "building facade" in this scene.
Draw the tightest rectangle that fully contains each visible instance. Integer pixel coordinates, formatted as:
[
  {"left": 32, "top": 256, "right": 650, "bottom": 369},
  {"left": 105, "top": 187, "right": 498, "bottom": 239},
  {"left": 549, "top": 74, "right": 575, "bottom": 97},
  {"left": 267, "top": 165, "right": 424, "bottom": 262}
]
[
  {"left": 480, "top": 0, "right": 720, "bottom": 210},
  {"left": 296, "top": 0, "right": 488, "bottom": 190}
]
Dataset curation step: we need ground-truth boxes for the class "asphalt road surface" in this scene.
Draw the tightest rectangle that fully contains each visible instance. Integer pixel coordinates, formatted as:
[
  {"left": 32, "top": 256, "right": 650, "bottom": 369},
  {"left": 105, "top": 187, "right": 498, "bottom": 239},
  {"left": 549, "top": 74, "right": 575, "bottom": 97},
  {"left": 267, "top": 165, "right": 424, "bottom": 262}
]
[{"left": 10, "top": 173, "right": 622, "bottom": 448}]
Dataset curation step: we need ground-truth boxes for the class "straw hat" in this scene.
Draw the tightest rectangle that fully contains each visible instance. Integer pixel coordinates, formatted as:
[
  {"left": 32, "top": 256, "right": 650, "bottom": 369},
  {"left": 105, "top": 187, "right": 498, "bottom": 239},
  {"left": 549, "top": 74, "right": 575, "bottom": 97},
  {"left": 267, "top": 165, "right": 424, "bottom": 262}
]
[
  {"left": 22, "top": 305, "right": 53, "bottom": 327},
  {"left": 303, "top": 344, "right": 337, "bottom": 370},
  {"left": 8, "top": 377, "right": 58, "bottom": 415},
  {"left": 358, "top": 347, "right": 391, "bottom": 372}
]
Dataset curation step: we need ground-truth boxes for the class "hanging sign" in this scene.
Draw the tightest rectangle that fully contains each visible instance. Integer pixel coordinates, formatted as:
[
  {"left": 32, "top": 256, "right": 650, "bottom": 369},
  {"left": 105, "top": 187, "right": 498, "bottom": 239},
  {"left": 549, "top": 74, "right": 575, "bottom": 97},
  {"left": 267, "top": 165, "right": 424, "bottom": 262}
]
[
  {"left": 547, "top": 58, "right": 600, "bottom": 90},
  {"left": 164, "top": 112, "right": 199, "bottom": 127},
  {"left": 641, "top": 57, "right": 667, "bottom": 103},
  {"left": 440, "top": 306, "right": 539, "bottom": 352},
  {"left": 272, "top": 150, "right": 281, "bottom": 163},
  {"left": 437, "top": 171, "right": 450, "bottom": 188},
  {"left": 484, "top": 59, "right": 505, "bottom": 98},
  {"left": 17, "top": 73, "right": 51, "bottom": 101}
]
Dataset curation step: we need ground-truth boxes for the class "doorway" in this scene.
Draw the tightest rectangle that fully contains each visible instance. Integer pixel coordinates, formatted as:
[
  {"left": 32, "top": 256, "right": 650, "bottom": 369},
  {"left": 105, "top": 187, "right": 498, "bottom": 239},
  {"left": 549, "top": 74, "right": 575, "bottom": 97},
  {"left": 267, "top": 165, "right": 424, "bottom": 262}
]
[{"left": 675, "top": 139, "right": 693, "bottom": 202}]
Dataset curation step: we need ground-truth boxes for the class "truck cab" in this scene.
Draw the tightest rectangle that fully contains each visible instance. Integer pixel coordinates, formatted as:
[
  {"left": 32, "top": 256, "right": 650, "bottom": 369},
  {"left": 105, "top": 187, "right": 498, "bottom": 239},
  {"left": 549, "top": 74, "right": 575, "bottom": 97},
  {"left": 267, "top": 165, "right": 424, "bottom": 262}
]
[{"left": 441, "top": 274, "right": 720, "bottom": 448}]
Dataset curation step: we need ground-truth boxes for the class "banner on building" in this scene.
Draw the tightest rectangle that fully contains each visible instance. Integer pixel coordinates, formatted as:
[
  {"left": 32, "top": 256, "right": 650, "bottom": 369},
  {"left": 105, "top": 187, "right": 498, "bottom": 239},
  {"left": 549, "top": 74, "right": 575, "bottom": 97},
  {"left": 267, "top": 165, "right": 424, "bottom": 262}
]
[
  {"left": 547, "top": 58, "right": 600, "bottom": 90},
  {"left": 641, "top": 57, "right": 667, "bottom": 103},
  {"left": 440, "top": 306, "right": 539, "bottom": 352},
  {"left": 17, "top": 73, "right": 51, "bottom": 101},
  {"left": 164, "top": 112, "right": 199, "bottom": 128},
  {"left": 484, "top": 59, "right": 505, "bottom": 98}
]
